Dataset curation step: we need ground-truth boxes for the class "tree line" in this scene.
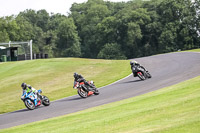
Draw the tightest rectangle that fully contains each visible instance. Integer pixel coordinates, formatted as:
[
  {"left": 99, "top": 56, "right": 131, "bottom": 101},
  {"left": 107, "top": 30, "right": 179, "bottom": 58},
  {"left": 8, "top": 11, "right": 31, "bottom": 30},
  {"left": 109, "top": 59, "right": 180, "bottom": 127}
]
[{"left": 0, "top": 0, "right": 199, "bottom": 59}]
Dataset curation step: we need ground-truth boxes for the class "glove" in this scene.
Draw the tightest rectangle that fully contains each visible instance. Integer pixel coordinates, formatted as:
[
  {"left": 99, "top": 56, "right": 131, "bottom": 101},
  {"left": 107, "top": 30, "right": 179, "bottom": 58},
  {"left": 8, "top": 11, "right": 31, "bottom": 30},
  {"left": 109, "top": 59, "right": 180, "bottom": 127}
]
[{"left": 27, "top": 85, "right": 32, "bottom": 89}]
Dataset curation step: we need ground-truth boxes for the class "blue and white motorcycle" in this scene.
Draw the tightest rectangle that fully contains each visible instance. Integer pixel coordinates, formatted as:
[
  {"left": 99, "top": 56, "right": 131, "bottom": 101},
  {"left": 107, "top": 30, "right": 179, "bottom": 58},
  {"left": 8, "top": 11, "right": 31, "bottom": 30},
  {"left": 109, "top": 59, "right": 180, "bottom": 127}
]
[{"left": 21, "top": 89, "right": 50, "bottom": 110}]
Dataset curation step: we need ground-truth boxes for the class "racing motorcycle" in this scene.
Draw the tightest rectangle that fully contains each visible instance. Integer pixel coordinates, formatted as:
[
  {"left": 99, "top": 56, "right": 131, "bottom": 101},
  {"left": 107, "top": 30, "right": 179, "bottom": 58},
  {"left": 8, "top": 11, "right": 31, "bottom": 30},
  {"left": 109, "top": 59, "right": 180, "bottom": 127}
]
[
  {"left": 73, "top": 81, "right": 99, "bottom": 98},
  {"left": 132, "top": 66, "right": 152, "bottom": 80},
  {"left": 21, "top": 89, "right": 50, "bottom": 110}
]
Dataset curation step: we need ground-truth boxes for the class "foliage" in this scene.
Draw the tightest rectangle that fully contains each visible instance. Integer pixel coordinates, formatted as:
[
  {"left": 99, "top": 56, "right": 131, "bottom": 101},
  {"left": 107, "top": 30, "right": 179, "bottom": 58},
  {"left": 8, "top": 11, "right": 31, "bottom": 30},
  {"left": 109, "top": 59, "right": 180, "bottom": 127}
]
[
  {"left": 0, "top": 0, "right": 199, "bottom": 59},
  {"left": 97, "top": 43, "right": 126, "bottom": 59},
  {"left": 56, "top": 18, "right": 81, "bottom": 57}
]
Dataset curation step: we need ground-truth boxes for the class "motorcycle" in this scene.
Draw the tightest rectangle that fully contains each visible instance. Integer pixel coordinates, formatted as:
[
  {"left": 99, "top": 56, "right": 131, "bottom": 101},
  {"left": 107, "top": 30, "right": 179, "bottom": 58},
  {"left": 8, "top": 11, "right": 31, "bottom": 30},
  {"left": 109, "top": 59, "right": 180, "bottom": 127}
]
[
  {"left": 21, "top": 89, "right": 50, "bottom": 110},
  {"left": 132, "top": 66, "right": 152, "bottom": 80},
  {"left": 73, "top": 81, "right": 99, "bottom": 98}
]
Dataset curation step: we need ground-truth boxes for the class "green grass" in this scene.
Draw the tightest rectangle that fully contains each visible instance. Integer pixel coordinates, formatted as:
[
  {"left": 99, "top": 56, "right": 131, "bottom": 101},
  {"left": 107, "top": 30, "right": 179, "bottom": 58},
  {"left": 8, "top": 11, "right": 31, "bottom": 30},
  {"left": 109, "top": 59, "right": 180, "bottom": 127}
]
[
  {"left": 1, "top": 75, "right": 199, "bottom": 133},
  {"left": 182, "top": 48, "right": 200, "bottom": 52},
  {"left": 0, "top": 58, "right": 130, "bottom": 114}
]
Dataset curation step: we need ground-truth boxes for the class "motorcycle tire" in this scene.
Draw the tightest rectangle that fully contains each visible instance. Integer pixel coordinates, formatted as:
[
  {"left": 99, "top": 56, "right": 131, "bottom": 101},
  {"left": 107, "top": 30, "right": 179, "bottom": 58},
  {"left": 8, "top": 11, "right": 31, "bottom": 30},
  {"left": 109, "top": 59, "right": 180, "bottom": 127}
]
[
  {"left": 146, "top": 72, "right": 152, "bottom": 78},
  {"left": 137, "top": 72, "right": 146, "bottom": 80},
  {"left": 24, "top": 99, "right": 35, "bottom": 110},
  {"left": 42, "top": 96, "right": 50, "bottom": 106},
  {"left": 93, "top": 89, "right": 100, "bottom": 95},
  {"left": 78, "top": 89, "right": 88, "bottom": 98}
]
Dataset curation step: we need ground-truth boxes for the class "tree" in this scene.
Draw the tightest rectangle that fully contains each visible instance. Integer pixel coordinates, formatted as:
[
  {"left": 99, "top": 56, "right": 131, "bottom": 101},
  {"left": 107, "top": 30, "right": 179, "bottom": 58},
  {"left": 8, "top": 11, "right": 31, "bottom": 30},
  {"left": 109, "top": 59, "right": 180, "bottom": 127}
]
[
  {"left": 56, "top": 18, "right": 81, "bottom": 57},
  {"left": 4, "top": 16, "right": 20, "bottom": 41},
  {"left": 96, "top": 16, "right": 119, "bottom": 51},
  {"left": 18, "top": 9, "right": 38, "bottom": 25},
  {"left": 70, "top": 0, "right": 111, "bottom": 58},
  {"left": 15, "top": 16, "right": 34, "bottom": 41},
  {"left": 97, "top": 43, "right": 126, "bottom": 59},
  {"left": 0, "top": 18, "right": 9, "bottom": 42},
  {"left": 1, "top": 0, "right": 199, "bottom": 59},
  {"left": 159, "top": 22, "right": 178, "bottom": 52},
  {"left": 43, "top": 30, "right": 57, "bottom": 57},
  {"left": 36, "top": 10, "right": 50, "bottom": 32},
  {"left": 157, "top": 0, "right": 199, "bottom": 51}
]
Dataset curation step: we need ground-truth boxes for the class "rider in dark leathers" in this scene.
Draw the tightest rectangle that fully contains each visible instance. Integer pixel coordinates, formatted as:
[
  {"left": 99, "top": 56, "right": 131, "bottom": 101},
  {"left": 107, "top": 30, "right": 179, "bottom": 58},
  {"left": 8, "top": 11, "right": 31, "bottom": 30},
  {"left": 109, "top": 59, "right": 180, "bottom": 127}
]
[
  {"left": 130, "top": 60, "right": 147, "bottom": 77},
  {"left": 73, "top": 73, "right": 95, "bottom": 91}
]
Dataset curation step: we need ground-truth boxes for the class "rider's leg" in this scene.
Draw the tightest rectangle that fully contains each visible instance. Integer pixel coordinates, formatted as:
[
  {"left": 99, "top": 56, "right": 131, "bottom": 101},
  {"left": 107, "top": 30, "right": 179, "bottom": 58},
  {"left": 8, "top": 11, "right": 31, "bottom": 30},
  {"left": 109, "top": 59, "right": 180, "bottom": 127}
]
[
  {"left": 34, "top": 99, "right": 37, "bottom": 106},
  {"left": 84, "top": 81, "right": 96, "bottom": 91}
]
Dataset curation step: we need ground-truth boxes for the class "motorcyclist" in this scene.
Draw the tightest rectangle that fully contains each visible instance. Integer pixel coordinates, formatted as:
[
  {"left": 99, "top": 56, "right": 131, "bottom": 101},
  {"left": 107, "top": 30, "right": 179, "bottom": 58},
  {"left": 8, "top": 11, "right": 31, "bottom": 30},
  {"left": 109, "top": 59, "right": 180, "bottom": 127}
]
[
  {"left": 73, "top": 73, "right": 96, "bottom": 91},
  {"left": 130, "top": 60, "right": 147, "bottom": 77},
  {"left": 21, "top": 83, "right": 40, "bottom": 105}
]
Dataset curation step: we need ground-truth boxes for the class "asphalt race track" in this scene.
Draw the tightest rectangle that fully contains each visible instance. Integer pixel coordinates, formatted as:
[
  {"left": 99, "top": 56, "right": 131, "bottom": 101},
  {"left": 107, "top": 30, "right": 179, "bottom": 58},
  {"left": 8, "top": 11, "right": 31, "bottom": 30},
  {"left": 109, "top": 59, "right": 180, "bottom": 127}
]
[{"left": 0, "top": 52, "right": 200, "bottom": 129}]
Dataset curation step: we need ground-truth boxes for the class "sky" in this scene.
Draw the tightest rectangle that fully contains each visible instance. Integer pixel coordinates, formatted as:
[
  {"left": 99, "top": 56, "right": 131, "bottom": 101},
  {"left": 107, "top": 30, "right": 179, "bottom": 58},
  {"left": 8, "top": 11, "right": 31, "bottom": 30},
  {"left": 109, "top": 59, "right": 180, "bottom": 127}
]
[{"left": 0, "top": 0, "right": 130, "bottom": 17}]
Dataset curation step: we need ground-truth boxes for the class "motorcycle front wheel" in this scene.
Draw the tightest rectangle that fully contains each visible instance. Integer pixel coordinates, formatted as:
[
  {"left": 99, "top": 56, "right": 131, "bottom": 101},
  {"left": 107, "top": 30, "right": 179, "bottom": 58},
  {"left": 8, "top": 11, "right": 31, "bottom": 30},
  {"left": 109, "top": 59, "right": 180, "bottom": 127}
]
[
  {"left": 146, "top": 71, "right": 152, "bottom": 78},
  {"left": 137, "top": 72, "right": 146, "bottom": 80},
  {"left": 93, "top": 89, "right": 100, "bottom": 95},
  {"left": 24, "top": 99, "right": 35, "bottom": 110},
  {"left": 42, "top": 96, "right": 50, "bottom": 106},
  {"left": 77, "top": 89, "right": 88, "bottom": 98}
]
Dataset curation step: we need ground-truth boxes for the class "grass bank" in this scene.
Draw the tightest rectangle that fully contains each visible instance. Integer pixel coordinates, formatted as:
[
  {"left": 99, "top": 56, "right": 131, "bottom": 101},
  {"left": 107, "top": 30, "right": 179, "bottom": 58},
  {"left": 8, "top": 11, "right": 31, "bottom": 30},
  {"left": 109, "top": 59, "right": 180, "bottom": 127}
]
[
  {"left": 1, "top": 75, "right": 199, "bottom": 133},
  {"left": 183, "top": 48, "right": 200, "bottom": 52},
  {"left": 0, "top": 58, "right": 130, "bottom": 114}
]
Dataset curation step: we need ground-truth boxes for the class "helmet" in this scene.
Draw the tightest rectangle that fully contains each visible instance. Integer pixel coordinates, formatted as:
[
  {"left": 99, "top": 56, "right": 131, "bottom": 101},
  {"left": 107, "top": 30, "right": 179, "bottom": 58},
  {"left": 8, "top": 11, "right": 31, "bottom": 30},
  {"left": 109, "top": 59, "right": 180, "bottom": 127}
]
[
  {"left": 74, "top": 72, "right": 78, "bottom": 78},
  {"left": 21, "top": 83, "right": 27, "bottom": 90},
  {"left": 130, "top": 60, "right": 138, "bottom": 65}
]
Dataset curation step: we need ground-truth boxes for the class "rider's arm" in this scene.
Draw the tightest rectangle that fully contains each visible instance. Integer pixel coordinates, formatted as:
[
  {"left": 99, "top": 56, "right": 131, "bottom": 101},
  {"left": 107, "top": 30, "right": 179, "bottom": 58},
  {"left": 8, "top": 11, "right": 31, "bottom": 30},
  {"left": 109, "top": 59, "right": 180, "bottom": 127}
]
[
  {"left": 21, "top": 90, "right": 26, "bottom": 100},
  {"left": 26, "top": 85, "right": 32, "bottom": 93},
  {"left": 31, "top": 87, "right": 38, "bottom": 94},
  {"left": 22, "top": 90, "right": 26, "bottom": 96},
  {"left": 27, "top": 85, "right": 38, "bottom": 94},
  {"left": 77, "top": 78, "right": 84, "bottom": 82},
  {"left": 140, "top": 65, "right": 146, "bottom": 71},
  {"left": 77, "top": 75, "right": 85, "bottom": 82},
  {"left": 32, "top": 87, "right": 38, "bottom": 93},
  {"left": 131, "top": 65, "right": 136, "bottom": 72}
]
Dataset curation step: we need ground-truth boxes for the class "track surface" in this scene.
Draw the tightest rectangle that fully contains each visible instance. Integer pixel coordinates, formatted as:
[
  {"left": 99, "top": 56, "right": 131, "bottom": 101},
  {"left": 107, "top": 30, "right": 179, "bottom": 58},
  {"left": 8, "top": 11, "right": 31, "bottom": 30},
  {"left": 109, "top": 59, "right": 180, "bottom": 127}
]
[{"left": 0, "top": 52, "right": 200, "bottom": 129}]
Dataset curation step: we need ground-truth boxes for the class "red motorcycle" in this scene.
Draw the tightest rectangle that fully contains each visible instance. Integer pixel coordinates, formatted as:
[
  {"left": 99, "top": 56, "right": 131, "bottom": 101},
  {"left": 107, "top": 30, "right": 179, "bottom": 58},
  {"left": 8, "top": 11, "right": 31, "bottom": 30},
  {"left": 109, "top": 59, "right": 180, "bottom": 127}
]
[{"left": 73, "top": 81, "right": 99, "bottom": 98}]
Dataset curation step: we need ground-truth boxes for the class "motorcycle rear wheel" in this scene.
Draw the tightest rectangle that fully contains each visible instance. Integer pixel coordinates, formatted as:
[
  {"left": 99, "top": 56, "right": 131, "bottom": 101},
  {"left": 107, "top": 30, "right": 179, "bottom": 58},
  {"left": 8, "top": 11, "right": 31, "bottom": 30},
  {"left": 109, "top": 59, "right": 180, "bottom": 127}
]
[
  {"left": 24, "top": 99, "right": 35, "bottom": 110},
  {"left": 78, "top": 89, "right": 88, "bottom": 98}
]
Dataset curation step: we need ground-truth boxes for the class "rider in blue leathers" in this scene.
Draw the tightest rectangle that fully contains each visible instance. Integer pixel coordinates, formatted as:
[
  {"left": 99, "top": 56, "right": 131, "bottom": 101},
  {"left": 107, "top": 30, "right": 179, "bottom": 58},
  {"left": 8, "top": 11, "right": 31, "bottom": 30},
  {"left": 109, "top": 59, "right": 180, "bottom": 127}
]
[{"left": 21, "top": 83, "right": 39, "bottom": 106}]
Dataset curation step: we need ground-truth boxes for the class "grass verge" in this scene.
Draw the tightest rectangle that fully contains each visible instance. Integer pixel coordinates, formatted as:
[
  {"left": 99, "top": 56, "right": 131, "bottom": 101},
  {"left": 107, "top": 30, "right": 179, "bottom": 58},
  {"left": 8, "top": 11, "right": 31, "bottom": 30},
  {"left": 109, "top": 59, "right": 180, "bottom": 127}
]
[
  {"left": 1, "top": 75, "right": 199, "bottom": 133},
  {"left": 182, "top": 48, "right": 200, "bottom": 52},
  {"left": 0, "top": 58, "right": 130, "bottom": 114}
]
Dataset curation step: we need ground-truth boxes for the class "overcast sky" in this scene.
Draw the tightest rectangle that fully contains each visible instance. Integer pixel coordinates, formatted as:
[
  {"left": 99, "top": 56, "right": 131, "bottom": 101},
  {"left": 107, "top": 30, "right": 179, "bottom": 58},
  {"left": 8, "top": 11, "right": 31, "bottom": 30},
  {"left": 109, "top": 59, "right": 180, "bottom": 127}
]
[{"left": 0, "top": 0, "right": 130, "bottom": 17}]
